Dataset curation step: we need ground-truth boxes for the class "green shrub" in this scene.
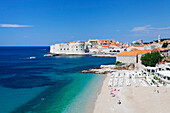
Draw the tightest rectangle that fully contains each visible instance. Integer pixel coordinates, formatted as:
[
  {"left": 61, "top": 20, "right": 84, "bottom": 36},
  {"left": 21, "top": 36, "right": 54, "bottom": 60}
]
[
  {"left": 153, "top": 76, "right": 156, "bottom": 79},
  {"left": 115, "top": 61, "right": 122, "bottom": 66},
  {"left": 163, "top": 82, "right": 166, "bottom": 86},
  {"left": 156, "top": 77, "right": 158, "bottom": 80},
  {"left": 162, "top": 42, "right": 168, "bottom": 48},
  {"left": 152, "top": 79, "right": 155, "bottom": 83}
]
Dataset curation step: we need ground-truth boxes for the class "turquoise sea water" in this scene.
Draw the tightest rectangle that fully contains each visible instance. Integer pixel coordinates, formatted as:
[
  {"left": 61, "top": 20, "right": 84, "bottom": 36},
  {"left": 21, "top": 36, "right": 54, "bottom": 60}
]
[{"left": 0, "top": 47, "right": 115, "bottom": 113}]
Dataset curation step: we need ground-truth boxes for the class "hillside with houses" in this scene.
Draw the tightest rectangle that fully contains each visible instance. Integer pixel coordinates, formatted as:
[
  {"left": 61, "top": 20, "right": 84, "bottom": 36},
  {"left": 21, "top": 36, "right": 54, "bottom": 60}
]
[{"left": 49, "top": 35, "right": 170, "bottom": 57}]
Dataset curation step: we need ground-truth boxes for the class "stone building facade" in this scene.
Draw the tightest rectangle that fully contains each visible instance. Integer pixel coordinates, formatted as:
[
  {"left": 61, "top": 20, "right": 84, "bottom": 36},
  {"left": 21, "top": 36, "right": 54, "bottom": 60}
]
[
  {"left": 50, "top": 42, "right": 85, "bottom": 54},
  {"left": 116, "top": 50, "right": 152, "bottom": 64},
  {"left": 116, "top": 55, "right": 137, "bottom": 64}
]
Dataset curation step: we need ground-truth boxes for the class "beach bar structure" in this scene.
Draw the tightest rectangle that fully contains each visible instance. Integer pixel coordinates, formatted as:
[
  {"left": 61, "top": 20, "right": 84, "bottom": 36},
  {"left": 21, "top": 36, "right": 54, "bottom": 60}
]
[
  {"left": 141, "top": 67, "right": 157, "bottom": 75},
  {"left": 155, "top": 71, "right": 170, "bottom": 83}
]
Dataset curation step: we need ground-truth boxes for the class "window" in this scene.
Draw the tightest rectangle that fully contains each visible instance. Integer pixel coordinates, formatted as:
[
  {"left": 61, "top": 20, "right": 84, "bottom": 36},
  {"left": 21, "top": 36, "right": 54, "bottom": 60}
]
[
  {"left": 164, "top": 76, "right": 166, "bottom": 79},
  {"left": 158, "top": 74, "right": 160, "bottom": 77},
  {"left": 76, "top": 49, "right": 78, "bottom": 51},
  {"left": 167, "top": 77, "right": 170, "bottom": 80},
  {"left": 166, "top": 68, "right": 170, "bottom": 71},
  {"left": 60, "top": 49, "right": 62, "bottom": 50}
]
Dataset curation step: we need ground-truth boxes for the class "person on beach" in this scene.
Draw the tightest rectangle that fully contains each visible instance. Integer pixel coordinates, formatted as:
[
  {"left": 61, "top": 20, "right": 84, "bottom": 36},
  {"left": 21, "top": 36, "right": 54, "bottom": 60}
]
[{"left": 118, "top": 100, "right": 121, "bottom": 104}]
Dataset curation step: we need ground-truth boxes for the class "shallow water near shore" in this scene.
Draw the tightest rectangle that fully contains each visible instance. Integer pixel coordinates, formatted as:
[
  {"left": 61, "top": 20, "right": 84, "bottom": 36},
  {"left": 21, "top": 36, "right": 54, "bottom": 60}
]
[{"left": 0, "top": 47, "right": 115, "bottom": 113}]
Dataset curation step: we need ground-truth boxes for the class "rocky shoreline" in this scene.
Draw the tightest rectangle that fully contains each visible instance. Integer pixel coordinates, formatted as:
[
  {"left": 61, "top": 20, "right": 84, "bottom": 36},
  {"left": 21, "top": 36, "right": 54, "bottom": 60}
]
[
  {"left": 80, "top": 65, "right": 116, "bottom": 74},
  {"left": 80, "top": 64, "right": 135, "bottom": 74}
]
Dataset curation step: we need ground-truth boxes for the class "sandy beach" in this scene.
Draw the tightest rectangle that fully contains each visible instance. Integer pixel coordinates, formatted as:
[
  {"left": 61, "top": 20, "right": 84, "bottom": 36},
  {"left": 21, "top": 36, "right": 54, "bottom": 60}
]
[{"left": 93, "top": 71, "right": 170, "bottom": 113}]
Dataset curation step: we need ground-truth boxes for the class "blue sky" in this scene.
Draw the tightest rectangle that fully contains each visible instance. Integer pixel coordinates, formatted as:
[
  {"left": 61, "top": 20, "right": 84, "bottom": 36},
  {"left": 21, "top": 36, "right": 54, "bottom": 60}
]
[{"left": 0, "top": 0, "right": 170, "bottom": 46}]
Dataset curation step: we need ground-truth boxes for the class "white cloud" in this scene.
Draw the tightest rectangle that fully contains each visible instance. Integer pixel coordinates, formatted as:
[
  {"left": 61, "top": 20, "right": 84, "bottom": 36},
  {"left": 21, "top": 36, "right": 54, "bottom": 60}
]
[
  {"left": 131, "top": 25, "right": 170, "bottom": 32},
  {"left": 0, "top": 24, "right": 33, "bottom": 27}
]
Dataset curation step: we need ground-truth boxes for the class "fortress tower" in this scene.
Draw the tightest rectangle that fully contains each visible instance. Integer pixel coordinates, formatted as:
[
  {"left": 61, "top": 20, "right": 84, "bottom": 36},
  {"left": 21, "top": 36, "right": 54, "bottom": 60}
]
[{"left": 158, "top": 35, "right": 161, "bottom": 43}]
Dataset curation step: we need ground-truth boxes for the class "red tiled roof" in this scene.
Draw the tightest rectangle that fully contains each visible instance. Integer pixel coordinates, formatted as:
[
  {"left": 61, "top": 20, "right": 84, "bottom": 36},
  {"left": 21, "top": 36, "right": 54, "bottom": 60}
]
[
  {"left": 106, "top": 39, "right": 115, "bottom": 41},
  {"left": 131, "top": 48, "right": 138, "bottom": 51},
  {"left": 152, "top": 48, "right": 169, "bottom": 51},
  {"left": 133, "top": 45, "right": 145, "bottom": 47},
  {"left": 117, "top": 51, "right": 138, "bottom": 56},
  {"left": 100, "top": 39, "right": 107, "bottom": 41},
  {"left": 117, "top": 50, "right": 151, "bottom": 56},
  {"left": 102, "top": 45, "right": 109, "bottom": 48}
]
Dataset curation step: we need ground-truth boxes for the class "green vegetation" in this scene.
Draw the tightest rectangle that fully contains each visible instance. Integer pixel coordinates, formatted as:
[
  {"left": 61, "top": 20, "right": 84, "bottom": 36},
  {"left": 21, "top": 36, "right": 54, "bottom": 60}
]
[
  {"left": 158, "top": 78, "right": 162, "bottom": 83},
  {"left": 162, "top": 42, "right": 168, "bottom": 48},
  {"left": 134, "top": 42, "right": 141, "bottom": 45},
  {"left": 158, "top": 78, "right": 161, "bottom": 81},
  {"left": 163, "top": 82, "right": 166, "bottom": 86},
  {"left": 154, "top": 76, "right": 158, "bottom": 80},
  {"left": 152, "top": 79, "right": 155, "bottom": 83},
  {"left": 143, "top": 42, "right": 149, "bottom": 44},
  {"left": 115, "top": 61, "right": 123, "bottom": 66},
  {"left": 141, "top": 51, "right": 163, "bottom": 67},
  {"left": 143, "top": 38, "right": 170, "bottom": 44}
]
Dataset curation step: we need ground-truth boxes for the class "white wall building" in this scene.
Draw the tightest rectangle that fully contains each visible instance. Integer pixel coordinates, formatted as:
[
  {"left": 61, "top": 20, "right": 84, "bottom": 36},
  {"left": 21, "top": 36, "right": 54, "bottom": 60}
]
[
  {"left": 50, "top": 42, "right": 86, "bottom": 54},
  {"left": 142, "top": 63, "right": 170, "bottom": 83},
  {"left": 132, "top": 40, "right": 143, "bottom": 44}
]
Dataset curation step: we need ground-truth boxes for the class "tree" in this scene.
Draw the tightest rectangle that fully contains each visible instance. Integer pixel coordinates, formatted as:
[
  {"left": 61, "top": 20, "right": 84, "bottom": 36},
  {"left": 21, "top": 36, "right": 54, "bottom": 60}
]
[
  {"left": 162, "top": 42, "right": 168, "bottom": 48},
  {"left": 143, "top": 42, "right": 149, "bottom": 44},
  {"left": 141, "top": 51, "right": 163, "bottom": 67},
  {"left": 134, "top": 42, "right": 141, "bottom": 45}
]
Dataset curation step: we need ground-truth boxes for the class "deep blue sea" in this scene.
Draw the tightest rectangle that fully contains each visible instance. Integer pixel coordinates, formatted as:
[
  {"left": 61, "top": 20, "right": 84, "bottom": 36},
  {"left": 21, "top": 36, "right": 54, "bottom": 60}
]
[{"left": 0, "top": 47, "right": 116, "bottom": 113}]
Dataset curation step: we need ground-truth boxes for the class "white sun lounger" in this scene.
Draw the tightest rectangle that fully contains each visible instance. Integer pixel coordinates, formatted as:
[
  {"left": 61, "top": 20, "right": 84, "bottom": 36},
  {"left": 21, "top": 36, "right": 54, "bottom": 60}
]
[
  {"left": 126, "top": 78, "right": 131, "bottom": 86},
  {"left": 119, "top": 78, "right": 123, "bottom": 87},
  {"left": 108, "top": 78, "right": 113, "bottom": 87},
  {"left": 114, "top": 78, "right": 118, "bottom": 87},
  {"left": 139, "top": 80, "right": 147, "bottom": 87}
]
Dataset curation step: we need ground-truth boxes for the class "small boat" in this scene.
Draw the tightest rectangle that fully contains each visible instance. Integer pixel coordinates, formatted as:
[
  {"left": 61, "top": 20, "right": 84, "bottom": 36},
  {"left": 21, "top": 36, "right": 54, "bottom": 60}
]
[
  {"left": 44, "top": 54, "right": 53, "bottom": 57},
  {"left": 29, "top": 57, "right": 36, "bottom": 59}
]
